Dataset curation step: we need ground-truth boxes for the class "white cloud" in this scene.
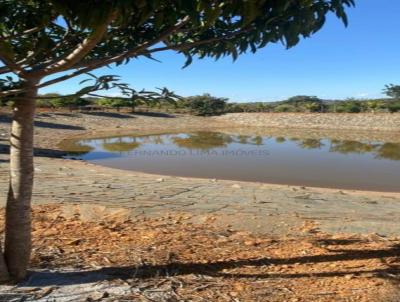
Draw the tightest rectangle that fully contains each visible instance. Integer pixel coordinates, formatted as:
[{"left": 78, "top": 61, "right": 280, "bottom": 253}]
[{"left": 356, "top": 92, "right": 369, "bottom": 98}]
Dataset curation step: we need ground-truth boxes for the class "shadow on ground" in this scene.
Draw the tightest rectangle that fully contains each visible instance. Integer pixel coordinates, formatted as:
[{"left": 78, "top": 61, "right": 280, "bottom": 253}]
[
  {"left": 83, "top": 111, "right": 176, "bottom": 119},
  {"left": 0, "top": 115, "right": 85, "bottom": 130},
  {"left": 23, "top": 245, "right": 400, "bottom": 287},
  {"left": 0, "top": 144, "right": 84, "bottom": 158},
  {"left": 34, "top": 121, "right": 85, "bottom": 130},
  {"left": 132, "top": 112, "right": 176, "bottom": 118},
  {"left": 82, "top": 112, "right": 136, "bottom": 119},
  {"left": 38, "top": 112, "right": 80, "bottom": 118}
]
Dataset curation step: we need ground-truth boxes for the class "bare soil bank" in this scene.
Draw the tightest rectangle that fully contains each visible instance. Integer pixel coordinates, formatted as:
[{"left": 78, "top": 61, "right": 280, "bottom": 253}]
[{"left": 217, "top": 112, "right": 400, "bottom": 132}]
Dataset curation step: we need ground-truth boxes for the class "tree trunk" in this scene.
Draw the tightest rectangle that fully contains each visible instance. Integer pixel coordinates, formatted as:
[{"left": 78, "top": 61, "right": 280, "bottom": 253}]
[
  {"left": 0, "top": 242, "right": 9, "bottom": 282},
  {"left": 4, "top": 79, "right": 38, "bottom": 281}
]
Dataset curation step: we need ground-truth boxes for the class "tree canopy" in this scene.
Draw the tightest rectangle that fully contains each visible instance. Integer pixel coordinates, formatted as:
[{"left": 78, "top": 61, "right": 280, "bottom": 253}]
[
  {"left": 1, "top": 0, "right": 354, "bottom": 98},
  {"left": 384, "top": 84, "right": 400, "bottom": 100},
  {"left": 184, "top": 94, "right": 228, "bottom": 116}
]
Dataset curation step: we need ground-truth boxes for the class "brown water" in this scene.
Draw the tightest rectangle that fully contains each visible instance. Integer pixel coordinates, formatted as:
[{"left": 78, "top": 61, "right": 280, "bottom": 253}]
[{"left": 64, "top": 131, "right": 400, "bottom": 192}]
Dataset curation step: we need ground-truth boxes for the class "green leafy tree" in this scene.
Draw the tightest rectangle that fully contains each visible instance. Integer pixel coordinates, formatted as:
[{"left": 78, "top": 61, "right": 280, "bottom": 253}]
[
  {"left": 225, "top": 103, "right": 245, "bottom": 113},
  {"left": 336, "top": 100, "right": 362, "bottom": 113},
  {"left": 0, "top": 0, "right": 354, "bottom": 281},
  {"left": 283, "top": 95, "right": 325, "bottom": 112},
  {"left": 365, "top": 100, "right": 380, "bottom": 113},
  {"left": 303, "top": 102, "right": 321, "bottom": 112},
  {"left": 384, "top": 84, "right": 400, "bottom": 100},
  {"left": 36, "top": 93, "right": 61, "bottom": 108},
  {"left": 387, "top": 102, "right": 400, "bottom": 113},
  {"left": 93, "top": 88, "right": 178, "bottom": 112},
  {"left": 95, "top": 97, "right": 128, "bottom": 109},
  {"left": 185, "top": 93, "right": 227, "bottom": 116},
  {"left": 274, "top": 104, "right": 296, "bottom": 112},
  {"left": 50, "top": 96, "right": 90, "bottom": 109}
]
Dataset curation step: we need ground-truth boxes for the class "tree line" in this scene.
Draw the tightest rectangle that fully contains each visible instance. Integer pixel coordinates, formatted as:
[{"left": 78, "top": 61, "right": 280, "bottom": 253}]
[
  {"left": 228, "top": 84, "right": 400, "bottom": 114},
  {"left": 2, "top": 84, "right": 399, "bottom": 116}
]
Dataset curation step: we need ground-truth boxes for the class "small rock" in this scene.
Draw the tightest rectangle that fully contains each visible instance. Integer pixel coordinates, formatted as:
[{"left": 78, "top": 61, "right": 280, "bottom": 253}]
[
  {"left": 244, "top": 240, "right": 259, "bottom": 246},
  {"left": 156, "top": 178, "right": 164, "bottom": 182},
  {"left": 229, "top": 291, "right": 238, "bottom": 297},
  {"left": 231, "top": 184, "right": 241, "bottom": 189}
]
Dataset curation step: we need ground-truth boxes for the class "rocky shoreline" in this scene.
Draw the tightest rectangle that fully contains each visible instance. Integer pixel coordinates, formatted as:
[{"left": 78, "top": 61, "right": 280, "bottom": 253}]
[{"left": 217, "top": 112, "right": 400, "bottom": 132}]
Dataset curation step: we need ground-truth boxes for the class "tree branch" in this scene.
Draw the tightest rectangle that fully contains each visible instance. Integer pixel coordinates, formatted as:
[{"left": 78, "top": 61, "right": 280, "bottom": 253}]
[
  {"left": 147, "top": 27, "right": 252, "bottom": 54},
  {"left": 0, "top": 52, "right": 27, "bottom": 76},
  {"left": 26, "top": 92, "right": 83, "bottom": 99},
  {"left": 36, "top": 11, "right": 117, "bottom": 76},
  {"left": 36, "top": 25, "right": 248, "bottom": 89},
  {"left": 34, "top": 17, "right": 191, "bottom": 88},
  {"left": 56, "top": 16, "right": 191, "bottom": 71},
  {"left": 0, "top": 18, "right": 249, "bottom": 98},
  {"left": 87, "top": 93, "right": 127, "bottom": 99},
  {"left": 0, "top": 55, "right": 36, "bottom": 75},
  {"left": 76, "top": 22, "right": 249, "bottom": 71},
  {"left": 0, "top": 87, "right": 26, "bottom": 98},
  {"left": 0, "top": 65, "right": 11, "bottom": 75},
  {"left": 0, "top": 26, "right": 44, "bottom": 42}
]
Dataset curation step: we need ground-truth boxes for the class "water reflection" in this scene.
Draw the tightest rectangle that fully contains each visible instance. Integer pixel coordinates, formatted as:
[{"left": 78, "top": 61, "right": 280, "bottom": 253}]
[
  {"left": 172, "top": 132, "right": 234, "bottom": 150},
  {"left": 328, "top": 140, "right": 400, "bottom": 160},
  {"left": 63, "top": 132, "right": 400, "bottom": 161},
  {"left": 102, "top": 142, "right": 141, "bottom": 153},
  {"left": 329, "top": 140, "right": 377, "bottom": 154},
  {"left": 61, "top": 131, "right": 400, "bottom": 191},
  {"left": 62, "top": 140, "right": 94, "bottom": 156},
  {"left": 376, "top": 143, "right": 400, "bottom": 161},
  {"left": 298, "top": 139, "right": 325, "bottom": 150},
  {"left": 171, "top": 132, "right": 266, "bottom": 150}
]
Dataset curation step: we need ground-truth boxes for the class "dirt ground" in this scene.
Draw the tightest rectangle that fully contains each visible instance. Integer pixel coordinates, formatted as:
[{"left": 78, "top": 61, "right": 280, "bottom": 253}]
[
  {"left": 1, "top": 111, "right": 400, "bottom": 301},
  {"left": 1, "top": 204, "right": 400, "bottom": 301}
]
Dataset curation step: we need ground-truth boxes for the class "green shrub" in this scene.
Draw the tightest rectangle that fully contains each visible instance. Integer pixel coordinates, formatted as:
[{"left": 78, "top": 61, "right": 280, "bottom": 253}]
[
  {"left": 185, "top": 94, "right": 227, "bottom": 116},
  {"left": 48, "top": 96, "right": 90, "bottom": 109},
  {"left": 274, "top": 104, "right": 296, "bottom": 112},
  {"left": 387, "top": 102, "right": 400, "bottom": 113},
  {"left": 336, "top": 102, "right": 362, "bottom": 113}
]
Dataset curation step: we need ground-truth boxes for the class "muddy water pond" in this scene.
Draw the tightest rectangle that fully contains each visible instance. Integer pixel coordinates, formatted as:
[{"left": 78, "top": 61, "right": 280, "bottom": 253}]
[{"left": 63, "top": 131, "right": 400, "bottom": 192}]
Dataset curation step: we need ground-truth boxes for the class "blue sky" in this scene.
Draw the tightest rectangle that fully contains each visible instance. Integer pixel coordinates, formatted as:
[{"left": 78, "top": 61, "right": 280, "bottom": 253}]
[{"left": 41, "top": 1, "right": 400, "bottom": 102}]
